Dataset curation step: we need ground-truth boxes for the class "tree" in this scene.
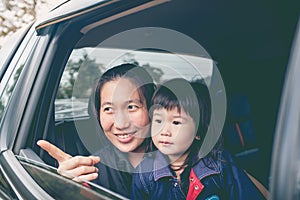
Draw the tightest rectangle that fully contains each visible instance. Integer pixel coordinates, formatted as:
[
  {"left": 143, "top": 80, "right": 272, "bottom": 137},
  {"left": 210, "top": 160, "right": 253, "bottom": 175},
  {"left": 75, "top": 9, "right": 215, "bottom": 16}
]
[
  {"left": 122, "top": 52, "right": 164, "bottom": 84},
  {"left": 56, "top": 52, "right": 103, "bottom": 99},
  {"left": 73, "top": 53, "right": 104, "bottom": 98}
]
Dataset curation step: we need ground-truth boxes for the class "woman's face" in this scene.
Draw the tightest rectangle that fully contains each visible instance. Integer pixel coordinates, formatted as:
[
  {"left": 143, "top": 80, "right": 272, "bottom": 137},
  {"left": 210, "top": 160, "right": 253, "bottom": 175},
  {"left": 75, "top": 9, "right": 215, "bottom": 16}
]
[{"left": 99, "top": 78, "right": 150, "bottom": 153}]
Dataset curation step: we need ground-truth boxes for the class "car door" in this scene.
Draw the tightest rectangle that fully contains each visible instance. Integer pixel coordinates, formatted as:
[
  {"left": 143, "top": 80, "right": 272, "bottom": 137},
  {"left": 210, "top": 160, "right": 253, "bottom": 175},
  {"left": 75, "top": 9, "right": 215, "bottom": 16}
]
[{"left": 0, "top": 0, "right": 163, "bottom": 199}]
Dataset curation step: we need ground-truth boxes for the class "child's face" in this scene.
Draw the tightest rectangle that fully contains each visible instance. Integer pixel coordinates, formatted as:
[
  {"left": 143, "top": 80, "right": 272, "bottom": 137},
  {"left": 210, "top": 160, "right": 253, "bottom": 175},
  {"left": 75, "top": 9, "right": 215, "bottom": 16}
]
[{"left": 151, "top": 107, "right": 197, "bottom": 159}]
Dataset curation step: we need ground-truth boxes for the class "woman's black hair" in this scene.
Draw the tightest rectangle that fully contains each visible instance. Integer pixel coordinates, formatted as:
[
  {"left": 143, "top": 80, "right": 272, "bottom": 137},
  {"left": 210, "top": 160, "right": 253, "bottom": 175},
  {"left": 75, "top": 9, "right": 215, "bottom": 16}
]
[
  {"left": 89, "top": 63, "right": 156, "bottom": 152},
  {"left": 150, "top": 78, "right": 213, "bottom": 169}
]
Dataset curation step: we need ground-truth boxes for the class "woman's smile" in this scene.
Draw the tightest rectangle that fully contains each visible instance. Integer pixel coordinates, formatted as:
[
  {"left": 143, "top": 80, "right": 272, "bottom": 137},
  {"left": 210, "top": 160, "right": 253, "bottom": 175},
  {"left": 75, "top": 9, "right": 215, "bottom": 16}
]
[{"left": 115, "top": 131, "right": 135, "bottom": 142}]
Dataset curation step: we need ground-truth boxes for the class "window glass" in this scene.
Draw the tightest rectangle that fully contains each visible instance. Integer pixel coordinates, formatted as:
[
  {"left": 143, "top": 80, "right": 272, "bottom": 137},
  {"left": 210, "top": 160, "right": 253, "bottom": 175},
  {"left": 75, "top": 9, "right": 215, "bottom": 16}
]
[
  {"left": 55, "top": 49, "right": 103, "bottom": 120},
  {"left": 0, "top": 24, "right": 31, "bottom": 72},
  {"left": 0, "top": 32, "right": 36, "bottom": 123},
  {"left": 18, "top": 156, "right": 128, "bottom": 199},
  {"left": 0, "top": 170, "right": 16, "bottom": 199},
  {"left": 55, "top": 47, "right": 213, "bottom": 120}
]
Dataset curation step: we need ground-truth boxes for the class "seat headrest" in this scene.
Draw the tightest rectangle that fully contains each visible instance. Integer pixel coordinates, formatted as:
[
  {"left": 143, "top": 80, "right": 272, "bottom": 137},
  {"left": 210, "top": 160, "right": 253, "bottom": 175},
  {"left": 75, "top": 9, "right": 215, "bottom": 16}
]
[{"left": 228, "top": 94, "right": 251, "bottom": 121}]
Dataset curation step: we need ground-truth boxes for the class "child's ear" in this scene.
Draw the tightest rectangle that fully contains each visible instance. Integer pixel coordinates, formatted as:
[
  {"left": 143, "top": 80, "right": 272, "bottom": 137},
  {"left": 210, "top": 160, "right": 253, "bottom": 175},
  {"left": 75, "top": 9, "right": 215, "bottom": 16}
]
[{"left": 195, "top": 135, "right": 201, "bottom": 140}]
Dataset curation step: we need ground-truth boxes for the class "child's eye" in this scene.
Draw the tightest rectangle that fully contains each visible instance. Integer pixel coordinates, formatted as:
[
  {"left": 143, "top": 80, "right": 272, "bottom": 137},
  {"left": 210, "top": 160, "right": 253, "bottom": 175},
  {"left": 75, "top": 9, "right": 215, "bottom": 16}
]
[
  {"left": 173, "top": 120, "right": 182, "bottom": 125},
  {"left": 154, "top": 119, "right": 162, "bottom": 124}
]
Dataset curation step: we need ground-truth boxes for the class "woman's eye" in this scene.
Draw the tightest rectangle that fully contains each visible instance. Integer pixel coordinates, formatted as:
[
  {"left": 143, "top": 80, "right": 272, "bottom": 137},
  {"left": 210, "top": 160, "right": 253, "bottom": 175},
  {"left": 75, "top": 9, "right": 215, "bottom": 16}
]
[
  {"left": 103, "top": 107, "right": 113, "bottom": 113},
  {"left": 128, "top": 104, "right": 139, "bottom": 111}
]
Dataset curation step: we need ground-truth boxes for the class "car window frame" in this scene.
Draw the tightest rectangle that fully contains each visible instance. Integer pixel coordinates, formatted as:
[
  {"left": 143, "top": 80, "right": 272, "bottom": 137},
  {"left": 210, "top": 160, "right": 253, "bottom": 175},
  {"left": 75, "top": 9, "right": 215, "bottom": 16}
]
[
  {"left": 17, "top": 155, "right": 129, "bottom": 200},
  {"left": 0, "top": 150, "right": 53, "bottom": 199},
  {"left": 270, "top": 17, "right": 300, "bottom": 199},
  {"left": 0, "top": 27, "right": 41, "bottom": 152},
  {"left": 0, "top": 18, "right": 113, "bottom": 198},
  {"left": 0, "top": 22, "right": 34, "bottom": 81},
  {"left": 0, "top": 21, "right": 107, "bottom": 199},
  {"left": 10, "top": 25, "right": 76, "bottom": 153},
  {"left": 13, "top": 0, "right": 161, "bottom": 153},
  {"left": 0, "top": 1, "right": 174, "bottom": 198}
]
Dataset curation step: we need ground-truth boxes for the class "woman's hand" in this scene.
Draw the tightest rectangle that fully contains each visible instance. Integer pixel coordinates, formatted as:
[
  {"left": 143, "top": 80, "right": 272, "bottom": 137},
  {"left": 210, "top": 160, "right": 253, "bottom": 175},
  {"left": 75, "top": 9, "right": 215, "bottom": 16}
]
[{"left": 37, "top": 140, "right": 100, "bottom": 182}]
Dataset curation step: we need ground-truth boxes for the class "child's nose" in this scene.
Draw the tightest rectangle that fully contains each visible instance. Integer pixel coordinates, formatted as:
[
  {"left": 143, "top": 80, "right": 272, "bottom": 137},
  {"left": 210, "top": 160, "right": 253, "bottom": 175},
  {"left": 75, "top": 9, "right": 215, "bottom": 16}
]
[
  {"left": 160, "top": 131, "right": 172, "bottom": 137},
  {"left": 160, "top": 124, "right": 172, "bottom": 136}
]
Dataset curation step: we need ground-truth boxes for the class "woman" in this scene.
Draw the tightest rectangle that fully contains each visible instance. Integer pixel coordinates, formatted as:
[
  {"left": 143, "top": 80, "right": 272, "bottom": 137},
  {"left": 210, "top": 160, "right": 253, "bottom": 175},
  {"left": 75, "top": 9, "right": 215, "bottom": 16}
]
[{"left": 37, "top": 63, "right": 155, "bottom": 197}]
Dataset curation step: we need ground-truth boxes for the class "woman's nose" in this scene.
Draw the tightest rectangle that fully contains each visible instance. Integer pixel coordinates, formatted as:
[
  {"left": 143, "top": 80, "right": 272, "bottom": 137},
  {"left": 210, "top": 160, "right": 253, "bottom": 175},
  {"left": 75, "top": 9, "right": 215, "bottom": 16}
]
[{"left": 113, "top": 111, "right": 130, "bottom": 129}]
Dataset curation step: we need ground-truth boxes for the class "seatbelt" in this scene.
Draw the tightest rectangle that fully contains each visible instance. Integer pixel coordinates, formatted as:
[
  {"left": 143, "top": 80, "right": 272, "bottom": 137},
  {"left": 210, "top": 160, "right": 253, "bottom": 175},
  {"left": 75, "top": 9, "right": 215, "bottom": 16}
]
[{"left": 245, "top": 171, "right": 270, "bottom": 199}]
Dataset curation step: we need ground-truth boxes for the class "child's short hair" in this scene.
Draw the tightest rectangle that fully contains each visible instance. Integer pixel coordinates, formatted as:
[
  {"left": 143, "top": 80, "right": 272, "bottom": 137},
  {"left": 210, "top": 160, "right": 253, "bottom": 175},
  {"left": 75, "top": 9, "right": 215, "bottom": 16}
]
[
  {"left": 151, "top": 78, "right": 212, "bottom": 166},
  {"left": 151, "top": 78, "right": 211, "bottom": 140}
]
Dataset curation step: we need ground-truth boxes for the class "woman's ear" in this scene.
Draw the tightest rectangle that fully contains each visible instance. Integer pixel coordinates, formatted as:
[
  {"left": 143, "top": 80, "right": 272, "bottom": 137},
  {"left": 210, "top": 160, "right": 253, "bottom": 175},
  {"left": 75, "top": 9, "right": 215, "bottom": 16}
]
[{"left": 195, "top": 135, "right": 201, "bottom": 140}]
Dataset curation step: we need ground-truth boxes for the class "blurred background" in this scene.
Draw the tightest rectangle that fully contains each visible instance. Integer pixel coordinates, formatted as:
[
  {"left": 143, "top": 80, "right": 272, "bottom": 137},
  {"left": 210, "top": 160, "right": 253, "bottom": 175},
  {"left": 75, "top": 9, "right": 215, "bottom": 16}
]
[{"left": 0, "top": 0, "right": 64, "bottom": 48}]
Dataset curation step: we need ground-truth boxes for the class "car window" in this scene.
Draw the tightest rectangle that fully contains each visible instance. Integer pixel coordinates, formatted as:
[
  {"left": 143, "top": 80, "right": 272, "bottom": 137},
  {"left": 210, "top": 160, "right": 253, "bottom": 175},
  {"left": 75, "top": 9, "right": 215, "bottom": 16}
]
[
  {"left": 55, "top": 49, "right": 100, "bottom": 120},
  {"left": 0, "top": 23, "right": 32, "bottom": 76},
  {"left": 54, "top": 47, "right": 214, "bottom": 121},
  {"left": 0, "top": 31, "right": 36, "bottom": 123}
]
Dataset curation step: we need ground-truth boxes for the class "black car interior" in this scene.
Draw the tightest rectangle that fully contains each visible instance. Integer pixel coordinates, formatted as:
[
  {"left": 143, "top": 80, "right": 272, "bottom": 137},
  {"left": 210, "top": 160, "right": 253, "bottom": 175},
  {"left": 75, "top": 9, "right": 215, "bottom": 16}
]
[{"left": 222, "top": 94, "right": 268, "bottom": 184}]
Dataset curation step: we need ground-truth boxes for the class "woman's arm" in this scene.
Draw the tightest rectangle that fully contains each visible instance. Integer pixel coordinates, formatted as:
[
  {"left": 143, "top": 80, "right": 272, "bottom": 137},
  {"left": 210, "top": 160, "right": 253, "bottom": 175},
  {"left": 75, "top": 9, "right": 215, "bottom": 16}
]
[{"left": 37, "top": 140, "right": 100, "bottom": 182}]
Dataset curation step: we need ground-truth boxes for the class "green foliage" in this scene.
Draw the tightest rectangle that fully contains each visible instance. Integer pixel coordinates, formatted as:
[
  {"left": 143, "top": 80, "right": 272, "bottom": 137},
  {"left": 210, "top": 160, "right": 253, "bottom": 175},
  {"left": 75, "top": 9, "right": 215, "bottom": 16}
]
[
  {"left": 122, "top": 52, "right": 164, "bottom": 84},
  {"left": 57, "top": 53, "right": 102, "bottom": 99},
  {"left": 142, "top": 63, "right": 164, "bottom": 84},
  {"left": 57, "top": 50, "right": 164, "bottom": 100}
]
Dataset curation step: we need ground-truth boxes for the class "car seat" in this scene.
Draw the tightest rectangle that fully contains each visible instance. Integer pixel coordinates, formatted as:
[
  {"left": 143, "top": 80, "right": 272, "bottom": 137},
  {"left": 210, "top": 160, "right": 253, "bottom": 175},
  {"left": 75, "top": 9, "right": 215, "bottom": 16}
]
[{"left": 222, "top": 94, "right": 260, "bottom": 177}]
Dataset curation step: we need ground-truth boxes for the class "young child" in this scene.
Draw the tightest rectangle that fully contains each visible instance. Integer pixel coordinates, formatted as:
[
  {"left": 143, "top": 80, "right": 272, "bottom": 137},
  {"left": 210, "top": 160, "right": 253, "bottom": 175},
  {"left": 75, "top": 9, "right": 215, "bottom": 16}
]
[{"left": 131, "top": 78, "right": 264, "bottom": 200}]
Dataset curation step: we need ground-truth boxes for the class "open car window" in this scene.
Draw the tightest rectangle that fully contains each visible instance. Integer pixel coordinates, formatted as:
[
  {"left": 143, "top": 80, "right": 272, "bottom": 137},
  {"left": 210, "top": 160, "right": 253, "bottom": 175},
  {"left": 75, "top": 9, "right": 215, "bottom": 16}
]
[{"left": 55, "top": 47, "right": 214, "bottom": 121}]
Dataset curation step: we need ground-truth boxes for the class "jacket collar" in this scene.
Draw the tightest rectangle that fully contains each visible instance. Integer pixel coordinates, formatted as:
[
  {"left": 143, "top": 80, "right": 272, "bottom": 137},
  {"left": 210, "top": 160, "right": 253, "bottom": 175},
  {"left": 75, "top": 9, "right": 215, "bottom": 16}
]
[
  {"left": 153, "top": 151, "right": 173, "bottom": 181},
  {"left": 153, "top": 151, "right": 220, "bottom": 181}
]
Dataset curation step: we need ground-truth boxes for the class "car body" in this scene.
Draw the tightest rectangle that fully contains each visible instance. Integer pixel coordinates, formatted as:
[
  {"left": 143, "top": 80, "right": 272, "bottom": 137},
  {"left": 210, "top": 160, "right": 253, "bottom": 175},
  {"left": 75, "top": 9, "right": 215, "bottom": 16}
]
[{"left": 0, "top": 0, "right": 299, "bottom": 199}]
